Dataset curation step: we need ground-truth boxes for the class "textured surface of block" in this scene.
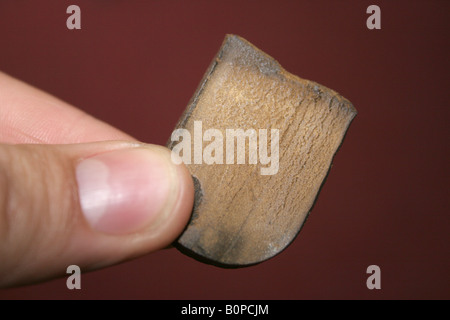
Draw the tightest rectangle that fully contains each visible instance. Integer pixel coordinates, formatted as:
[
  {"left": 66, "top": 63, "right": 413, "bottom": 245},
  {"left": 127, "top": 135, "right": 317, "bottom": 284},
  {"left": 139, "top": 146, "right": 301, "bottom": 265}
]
[{"left": 168, "top": 35, "right": 357, "bottom": 267}]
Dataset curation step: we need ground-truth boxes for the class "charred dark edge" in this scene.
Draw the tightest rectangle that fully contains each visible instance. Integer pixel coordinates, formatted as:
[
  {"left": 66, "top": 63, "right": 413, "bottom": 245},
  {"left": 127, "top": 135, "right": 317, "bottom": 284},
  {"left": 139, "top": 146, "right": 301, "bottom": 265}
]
[
  {"left": 172, "top": 175, "right": 262, "bottom": 268},
  {"left": 189, "top": 175, "right": 203, "bottom": 223},
  {"left": 172, "top": 176, "right": 255, "bottom": 269},
  {"left": 173, "top": 241, "right": 263, "bottom": 269},
  {"left": 166, "top": 35, "right": 231, "bottom": 149}
]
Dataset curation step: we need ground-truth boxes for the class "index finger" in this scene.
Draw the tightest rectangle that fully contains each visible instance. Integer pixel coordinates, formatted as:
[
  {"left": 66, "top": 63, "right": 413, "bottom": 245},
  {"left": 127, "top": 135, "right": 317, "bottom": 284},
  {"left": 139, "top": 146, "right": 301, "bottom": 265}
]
[{"left": 0, "top": 71, "right": 134, "bottom": 144}]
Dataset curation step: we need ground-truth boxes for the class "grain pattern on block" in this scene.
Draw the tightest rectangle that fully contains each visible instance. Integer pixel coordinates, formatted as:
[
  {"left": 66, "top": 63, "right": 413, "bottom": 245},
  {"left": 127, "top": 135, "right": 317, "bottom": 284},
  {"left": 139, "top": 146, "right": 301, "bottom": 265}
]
[{"left": 168, "top": 35, "right": 357, "bottom": 267}]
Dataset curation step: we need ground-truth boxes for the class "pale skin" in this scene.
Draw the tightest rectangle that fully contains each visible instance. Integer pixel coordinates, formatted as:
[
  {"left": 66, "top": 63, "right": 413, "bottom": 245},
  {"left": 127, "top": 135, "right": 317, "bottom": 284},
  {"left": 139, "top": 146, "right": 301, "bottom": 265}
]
[{"left": 0, "top": 71, "right": 194, "bottom": 288}]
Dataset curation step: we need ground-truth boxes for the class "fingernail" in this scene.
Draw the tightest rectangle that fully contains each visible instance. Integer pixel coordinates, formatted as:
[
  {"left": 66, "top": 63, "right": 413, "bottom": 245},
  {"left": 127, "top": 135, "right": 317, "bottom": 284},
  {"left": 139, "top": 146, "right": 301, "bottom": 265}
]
[{"left": 76, "top": 147, "right": 177, "bottom": 234}]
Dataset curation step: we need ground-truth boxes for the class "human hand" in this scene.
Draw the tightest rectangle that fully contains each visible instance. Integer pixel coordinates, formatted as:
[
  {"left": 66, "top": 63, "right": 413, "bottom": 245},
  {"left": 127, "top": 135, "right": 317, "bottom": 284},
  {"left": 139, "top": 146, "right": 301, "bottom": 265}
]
[{"left": 0, "top": 72, "right": 194, "bottom": 287}]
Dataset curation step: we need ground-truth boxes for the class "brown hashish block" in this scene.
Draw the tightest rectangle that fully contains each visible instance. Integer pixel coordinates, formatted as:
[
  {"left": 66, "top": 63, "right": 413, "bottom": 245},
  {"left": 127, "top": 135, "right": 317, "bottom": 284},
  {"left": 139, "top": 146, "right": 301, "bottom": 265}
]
[{"left": 167, "top": 34, "right": 357, "bottom": 267}]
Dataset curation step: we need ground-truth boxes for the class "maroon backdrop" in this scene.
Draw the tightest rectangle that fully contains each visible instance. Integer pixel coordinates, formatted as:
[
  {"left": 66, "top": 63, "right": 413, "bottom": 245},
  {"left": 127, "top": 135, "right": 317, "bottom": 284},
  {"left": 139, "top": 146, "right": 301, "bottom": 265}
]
[{"left": 0, "top": 1, "right": 448, "bottom": 299}]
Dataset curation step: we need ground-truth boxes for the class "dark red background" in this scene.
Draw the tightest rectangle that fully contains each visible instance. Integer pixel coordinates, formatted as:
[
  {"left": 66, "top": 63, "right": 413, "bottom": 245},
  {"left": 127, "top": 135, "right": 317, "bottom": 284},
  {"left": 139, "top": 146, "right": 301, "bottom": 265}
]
[{"left": 0, "top": 1, "right": 448, "bottom": 299}]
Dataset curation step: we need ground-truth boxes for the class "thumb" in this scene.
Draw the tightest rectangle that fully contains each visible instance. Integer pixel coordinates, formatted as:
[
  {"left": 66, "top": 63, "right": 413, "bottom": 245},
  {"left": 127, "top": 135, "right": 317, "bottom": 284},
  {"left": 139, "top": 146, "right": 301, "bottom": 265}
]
[{"left": 0, "top": 141, "right": 194, "bottom": 288}]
